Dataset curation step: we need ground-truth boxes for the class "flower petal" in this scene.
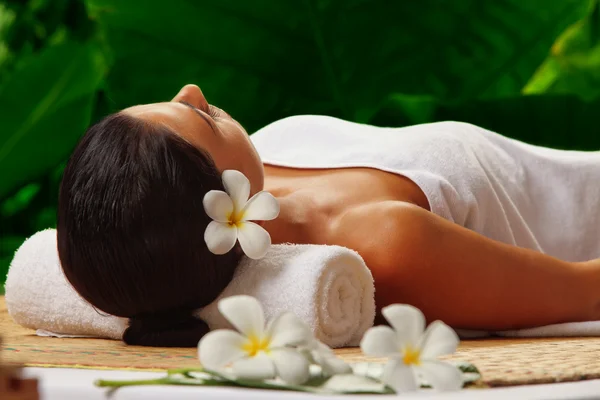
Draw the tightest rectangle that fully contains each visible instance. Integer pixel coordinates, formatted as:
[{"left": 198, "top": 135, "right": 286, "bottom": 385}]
[
  {"left": 237, "top": 221, "right": 271, "bottom": 260},
  {"left": 267, "top": 312, "right": 311, "bottom": 348},
  {"left": 360, "top": 326, "right": 399, "bottom": 357},
  {"left": 231, "top": 352, "right": 275, "bottom": 381},
  {"left": 312, "top": 339, "right": 335, "bottom": 355},
  {"left": 418, "top": 321, "right": 459, "bottom": 358},
  {"left": 203, "top": 190, "right": 234, "bottom": 222},
  {"left": 382, "top": 304, "right": 425, "bottom": 347},
  {"left": 270, "top": 348, "right": 310, "bottom": 385},
  {"left": 321, "top": 373, "right": 390, "bottom": 394},
  {"left": 204, "top": 221, "right": 237, "bottom": 255},
  {"left": 317, "top": 353, "right": 352, "bottom": 376},
  {"left": 222, "top": 170, "right": 250, "bottom": 212},
  {"left": 417, "top": 360, "right": 463, "bottom": 391},
  {"left": 198, "top": 330, "right": 247, "bottom": 369},
  {"left": 241, "top": 191, "right": 280, "bottom": 221},
  {"left": 218, "top": 295, "right": 265, "bottom": 338},
  {"left": 382, "top": 359, "right": 418, "bottom": 392}
]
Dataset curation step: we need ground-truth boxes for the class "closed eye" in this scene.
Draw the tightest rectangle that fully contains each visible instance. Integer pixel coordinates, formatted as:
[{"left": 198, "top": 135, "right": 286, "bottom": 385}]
[{"left": 178, "top": 101, "right": 218, "bottom": 134}]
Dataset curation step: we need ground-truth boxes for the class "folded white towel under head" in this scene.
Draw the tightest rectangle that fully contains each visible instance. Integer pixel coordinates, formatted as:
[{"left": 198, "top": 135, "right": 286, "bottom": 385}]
[{"left": 5, "top": 229, "right": 375, "bottom": 348}]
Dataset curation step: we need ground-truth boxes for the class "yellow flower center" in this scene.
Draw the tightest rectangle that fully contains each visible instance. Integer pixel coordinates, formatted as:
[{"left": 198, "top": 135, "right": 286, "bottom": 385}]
[
  {"left": 242, "top": 335, "right": 270, "bottom": 357},
  {"left": 227, "top": 210, "right": 245, "bottom": 227},
  {"left": 402, "top": 345, "right": 421, "bottom": 366}
]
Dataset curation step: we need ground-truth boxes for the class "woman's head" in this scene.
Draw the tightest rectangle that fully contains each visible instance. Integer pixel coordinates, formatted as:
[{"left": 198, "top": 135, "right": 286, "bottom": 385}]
[
  {"left": 129, "top": 84, "right": 264, "bottom": 192},
  {"left": 57, "top": 85, "right": 261, "bottom": 347}
]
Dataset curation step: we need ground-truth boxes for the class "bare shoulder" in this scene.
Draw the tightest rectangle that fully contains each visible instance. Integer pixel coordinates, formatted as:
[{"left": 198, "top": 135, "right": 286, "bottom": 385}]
[{"left": 329, "top": 201, "right": 433, "bottom": 278}]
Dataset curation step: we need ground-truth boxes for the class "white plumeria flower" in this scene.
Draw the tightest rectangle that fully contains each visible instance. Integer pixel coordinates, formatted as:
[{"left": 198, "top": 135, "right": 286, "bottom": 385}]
[
  {"left": 198, "top": 295, "right": 311, "bottom": 385},
  {"left": 299, "top": 338, "right": 352, "bottom": 377},
  {"left": 203, "top": 170, "right": 279, "bottom": 259},
  {"left": 360, "top": 304, "right": 462, "bottom": 392}
]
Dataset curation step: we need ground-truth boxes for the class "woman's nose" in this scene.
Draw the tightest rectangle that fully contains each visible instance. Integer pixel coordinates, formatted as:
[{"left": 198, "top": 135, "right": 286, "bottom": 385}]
[{"left": 172, "top": 84, "right": 207, "bottom": 108}]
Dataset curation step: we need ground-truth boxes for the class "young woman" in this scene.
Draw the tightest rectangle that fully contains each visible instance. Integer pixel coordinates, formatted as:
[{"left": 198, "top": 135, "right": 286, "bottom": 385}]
[{"left": 57, "top": 84, "right": 600, "bottom": 347}]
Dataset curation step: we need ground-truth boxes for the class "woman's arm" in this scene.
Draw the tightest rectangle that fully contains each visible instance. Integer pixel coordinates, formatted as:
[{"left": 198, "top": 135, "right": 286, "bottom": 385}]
[{"left": 332, "top": 201, "right": 600, "bottom": 330}]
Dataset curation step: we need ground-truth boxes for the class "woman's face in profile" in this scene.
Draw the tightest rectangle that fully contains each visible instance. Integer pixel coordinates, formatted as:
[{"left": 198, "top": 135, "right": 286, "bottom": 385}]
[{"left": 123, "top": 84, "right": 265, "bottom": 195}]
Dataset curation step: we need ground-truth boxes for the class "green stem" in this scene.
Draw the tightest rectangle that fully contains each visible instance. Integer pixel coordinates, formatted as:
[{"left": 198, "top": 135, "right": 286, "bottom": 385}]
[
  {"left": 203, "top": 368, "right": 320, "bottom": 393},
  {"left": 96, "top": 368, "right": 210, "bottom": 388},
  {"left": 167, "top": 367, "right": 205, "bottom": 374},
  {"left": 95, "top": 377, "right": 172, "bottom": 388},
  {"left": 94, "top": 366, "right": 403, "bottom": 394},
  {"left": 167, "top": 367, "right": 205, "bottom": 378}
]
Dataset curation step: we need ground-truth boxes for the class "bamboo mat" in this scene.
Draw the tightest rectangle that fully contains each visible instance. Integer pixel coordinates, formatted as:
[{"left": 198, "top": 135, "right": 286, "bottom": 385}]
[{"left": 2, "top": 297, "right": 600, "bottom": 387}]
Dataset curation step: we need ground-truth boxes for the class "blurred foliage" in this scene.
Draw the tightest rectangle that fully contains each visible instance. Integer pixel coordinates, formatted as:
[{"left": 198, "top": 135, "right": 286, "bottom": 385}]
[
  {"left": 525, "top": 1, "right": 600, "bottom": 99},
  {"left": 1, "top": 0, "right": 599, "bottom": 289}
]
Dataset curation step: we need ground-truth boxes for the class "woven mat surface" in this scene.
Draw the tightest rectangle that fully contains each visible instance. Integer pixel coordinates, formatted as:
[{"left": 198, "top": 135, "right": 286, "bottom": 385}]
[{"left": 2, "top": 297, "right": 600, "bottom": 387}]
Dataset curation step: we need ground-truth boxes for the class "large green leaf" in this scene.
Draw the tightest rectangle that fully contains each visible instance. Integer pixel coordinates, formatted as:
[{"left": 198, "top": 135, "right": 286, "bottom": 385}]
[
  {"left": 0, "top": 39, "right": 105, "bottom": 200},
  {"left": 370, "top": 93, "right": 600, "bottom": 150},
  {"left": 86, "top": 0, "right": 589, "bottom": 130},
  {"left": 524, "top": 0, "right": 600, "bottom": 100}
]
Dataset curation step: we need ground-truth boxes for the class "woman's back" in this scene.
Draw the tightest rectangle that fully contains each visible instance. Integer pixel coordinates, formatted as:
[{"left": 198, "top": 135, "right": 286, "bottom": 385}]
[{"left": 252, "top": 116, "right": 600, "bottom": 262}]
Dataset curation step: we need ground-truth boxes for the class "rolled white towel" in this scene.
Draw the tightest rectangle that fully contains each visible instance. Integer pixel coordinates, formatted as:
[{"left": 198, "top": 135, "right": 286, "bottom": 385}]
[
  {"left": 5, "top": 229, "right": 129, "bottom": 339},
  {"left": 4, "top": 229, "right": 375, "bottom": 348},
  {"left": 198, "top": 242, "right": 375, "bottom": 347}
]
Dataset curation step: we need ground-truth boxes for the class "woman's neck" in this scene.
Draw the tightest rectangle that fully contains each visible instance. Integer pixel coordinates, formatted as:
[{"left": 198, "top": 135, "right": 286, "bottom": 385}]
[{"left": 261, "top": 192, "right": 316, "bottom": 245}]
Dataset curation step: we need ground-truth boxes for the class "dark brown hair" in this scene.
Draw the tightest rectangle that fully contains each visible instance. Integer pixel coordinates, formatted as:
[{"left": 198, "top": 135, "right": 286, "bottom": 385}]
[{"left": 57, "top": 113, "right": 241, "bottom": 347}]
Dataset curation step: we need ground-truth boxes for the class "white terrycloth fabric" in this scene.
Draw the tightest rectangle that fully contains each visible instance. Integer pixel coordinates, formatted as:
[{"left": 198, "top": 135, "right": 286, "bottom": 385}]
[
  {"left": 5, "top": 229, "right": 375, "bottom": 348},
  {"left": 252, "top": 116, "right": 600, "bottom": 262},
  {"left": 197, "top": 241, "right": 375, "bottom": 347},
  {"left": 5, "top": 229, "right": 129, "bottom": 339}
]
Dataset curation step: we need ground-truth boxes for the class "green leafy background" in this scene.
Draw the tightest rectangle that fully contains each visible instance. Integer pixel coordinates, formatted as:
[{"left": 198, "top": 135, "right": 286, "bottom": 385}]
[{"left": 1, "top": 0, "right": 599, "bottom": 290}]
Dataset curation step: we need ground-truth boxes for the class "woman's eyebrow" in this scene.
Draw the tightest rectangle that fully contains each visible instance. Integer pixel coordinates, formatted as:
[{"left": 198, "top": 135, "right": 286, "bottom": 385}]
[{"left": 178, "top": 101, "right": 217, "bottom": 133}]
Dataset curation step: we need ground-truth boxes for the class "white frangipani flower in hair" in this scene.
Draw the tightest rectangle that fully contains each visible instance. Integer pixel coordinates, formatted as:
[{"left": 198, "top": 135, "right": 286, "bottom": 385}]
[
  {"left": 198, "top": 295, "right": 312, "bottom": 385},
  {"left": 203, "top": 170, "right": 279, "bottom": 259},
  {"left": 360, "top": 304, "right": 462, "bottom": 392}
]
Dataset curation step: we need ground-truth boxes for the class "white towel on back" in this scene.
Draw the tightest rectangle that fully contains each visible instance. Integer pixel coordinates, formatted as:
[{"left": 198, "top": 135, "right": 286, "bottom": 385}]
[
  {"left": 5, "top": 229, "right": 375, "bottom": 348},
  {"left": 252, "top": 117, "right": 600, "bottom": 262}
]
